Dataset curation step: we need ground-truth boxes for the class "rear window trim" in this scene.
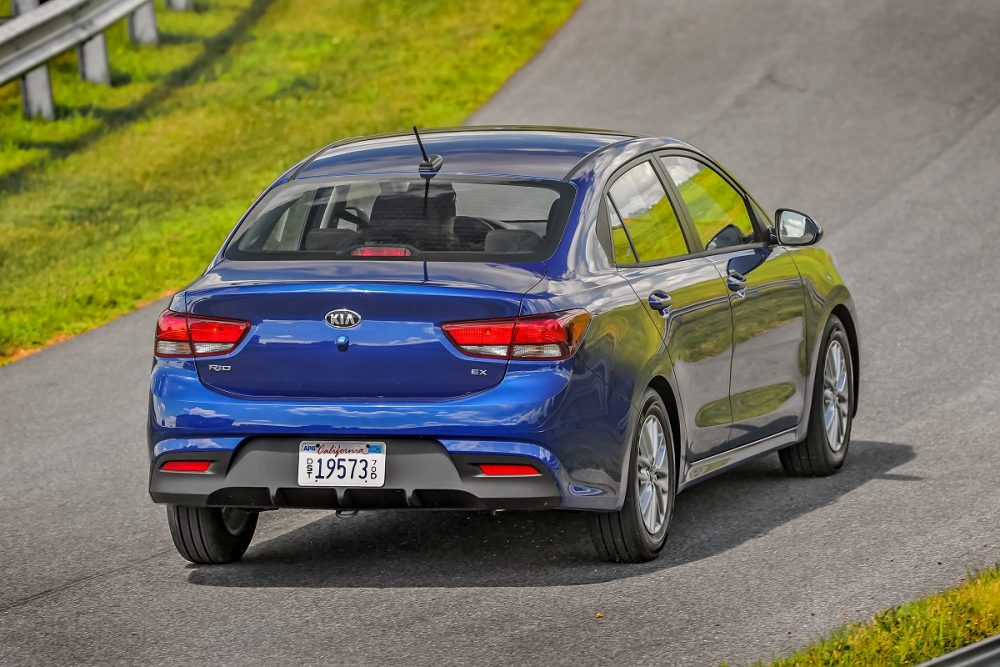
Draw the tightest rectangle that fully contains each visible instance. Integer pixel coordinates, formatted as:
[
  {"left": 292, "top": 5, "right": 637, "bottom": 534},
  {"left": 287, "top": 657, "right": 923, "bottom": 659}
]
[{"left": 223, "top": 174, "right": 578, "bottom": 263}]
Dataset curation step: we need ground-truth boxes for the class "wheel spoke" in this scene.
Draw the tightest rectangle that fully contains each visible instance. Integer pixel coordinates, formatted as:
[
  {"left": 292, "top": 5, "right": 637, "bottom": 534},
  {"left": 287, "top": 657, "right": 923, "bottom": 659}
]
[
  {"left": 653, "top": 436, "right": 666, "bottom": 472},
  {"left": 638, "top": 424, "right": 652, "bottom": 469},
  {"left": 640, "top": 483, "right": 656, "bottom": 529},
  {"left": 829, "top": 403, "right": 840, "bottom": 447},
  {"left": 646, "top": 419, "right": 660, "bottom": 460},
  {"left": 651, "top": 483, "right": 663, "bottom": 531},
  {"left": 824, "top": 350, "right": 836, "bottom": 389},
  {"left": 639, "top": 481, "right": 652, "bottom": 513},
  {"left": 835, "top": 345, "right": 848, "bottom": 393},
  {"left": 824, "top": 403, "right": 836, "bottom": 441}
]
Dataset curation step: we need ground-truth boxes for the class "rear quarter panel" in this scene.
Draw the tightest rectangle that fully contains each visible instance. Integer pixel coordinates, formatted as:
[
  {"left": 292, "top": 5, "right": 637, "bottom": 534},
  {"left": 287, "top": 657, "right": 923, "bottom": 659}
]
[
  {"left": 517, "top": 160, "right": 675, "bottom": 505},
  {"left": 517, "top": 269, "right": 653, "bottom": 508}
]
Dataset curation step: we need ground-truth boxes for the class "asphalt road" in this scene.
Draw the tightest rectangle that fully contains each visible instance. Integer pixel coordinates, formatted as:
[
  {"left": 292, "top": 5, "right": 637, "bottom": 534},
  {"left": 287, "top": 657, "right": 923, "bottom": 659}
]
[{"left": 3, "top": 1, "right": 1000, "bottom": 665}]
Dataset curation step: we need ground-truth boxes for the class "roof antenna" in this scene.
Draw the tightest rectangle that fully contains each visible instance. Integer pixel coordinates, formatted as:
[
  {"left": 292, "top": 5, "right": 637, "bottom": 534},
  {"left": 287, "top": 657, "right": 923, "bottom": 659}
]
[
  {"left": 413, "top": 126, "right": 443, "bottom": 174},
  {"left": 413, "top": 126, "right": 443, "bottom": 216}
]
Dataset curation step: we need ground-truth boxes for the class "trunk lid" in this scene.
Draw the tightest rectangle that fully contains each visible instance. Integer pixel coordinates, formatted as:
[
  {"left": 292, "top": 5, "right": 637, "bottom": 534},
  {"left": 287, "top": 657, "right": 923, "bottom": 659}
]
[{"left": 184, "top": 260, "right": 544, "bottom": 400}]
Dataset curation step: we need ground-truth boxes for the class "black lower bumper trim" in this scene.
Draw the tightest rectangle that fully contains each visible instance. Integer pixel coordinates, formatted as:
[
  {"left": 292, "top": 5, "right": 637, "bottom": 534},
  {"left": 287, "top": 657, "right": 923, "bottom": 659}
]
[{"left": 150, "top": 437, "right": 561, "bottom": 510}]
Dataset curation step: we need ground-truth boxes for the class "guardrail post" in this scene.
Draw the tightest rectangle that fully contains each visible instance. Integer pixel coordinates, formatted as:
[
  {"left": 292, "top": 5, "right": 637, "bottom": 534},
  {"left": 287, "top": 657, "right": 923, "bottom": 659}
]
[
  {"left": 12, "top": 0, "right": 55, "bottom": 120},
  {"left": 128, "top": 1, "right": 158, "bottom": 45},
  {"left": 77, "top": 32, "right": 111, "bottom": 85},
  {"left": 21, "top": 65, "right": 54, "bottom": 119},
  {"left": 166, "top": 0, "right": 194, "bottom": 10}
]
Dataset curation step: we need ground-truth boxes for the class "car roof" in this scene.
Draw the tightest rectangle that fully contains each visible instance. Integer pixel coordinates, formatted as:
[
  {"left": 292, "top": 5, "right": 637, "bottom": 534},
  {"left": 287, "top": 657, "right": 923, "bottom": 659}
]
[{"left": 292, "top": 126, "right": 640, "bottom": 181}]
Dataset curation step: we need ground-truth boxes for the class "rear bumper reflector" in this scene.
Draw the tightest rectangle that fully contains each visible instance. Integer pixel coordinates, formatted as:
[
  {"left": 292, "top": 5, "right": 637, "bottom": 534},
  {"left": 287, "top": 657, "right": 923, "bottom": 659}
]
[
  {"left": 161, "top": 460, "right": 212, "bottom": 473},
  {"left": 478, "top": 463, "right": 541, "bottom": 477}
]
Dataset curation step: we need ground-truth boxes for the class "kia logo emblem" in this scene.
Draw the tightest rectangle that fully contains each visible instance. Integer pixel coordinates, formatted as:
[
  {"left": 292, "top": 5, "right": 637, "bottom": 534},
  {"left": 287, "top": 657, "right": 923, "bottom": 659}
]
[{"left": 324, "top": 309, "right": 361, "bottom": 329}]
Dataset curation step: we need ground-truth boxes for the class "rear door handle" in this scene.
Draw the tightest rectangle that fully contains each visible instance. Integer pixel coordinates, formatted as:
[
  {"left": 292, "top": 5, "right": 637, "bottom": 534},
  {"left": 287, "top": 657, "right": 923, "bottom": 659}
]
[
  {"left": 727, "top": 271, "right": 747, "bottom": 298},
  {"left": 648, "top": 290, "right": 672, "bottom": 313}
]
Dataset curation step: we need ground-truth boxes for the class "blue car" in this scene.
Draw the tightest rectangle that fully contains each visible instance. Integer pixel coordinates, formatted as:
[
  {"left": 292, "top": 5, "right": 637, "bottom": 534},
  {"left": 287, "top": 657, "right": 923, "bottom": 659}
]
[{"left": 148, "top": 126, "right": 859, "bottom": 563}]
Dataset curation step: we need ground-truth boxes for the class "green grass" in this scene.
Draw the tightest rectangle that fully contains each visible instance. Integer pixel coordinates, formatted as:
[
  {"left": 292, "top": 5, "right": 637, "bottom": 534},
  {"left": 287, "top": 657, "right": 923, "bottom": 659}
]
[
  {"left": 0, "top": 0, "right": 578, "bottom": 360},
  {"left": 0, "top": 0, "right": 251, "bottom": 173},
  {"left": 756, "top": 565, "right": 1000, "bottom": 666}
]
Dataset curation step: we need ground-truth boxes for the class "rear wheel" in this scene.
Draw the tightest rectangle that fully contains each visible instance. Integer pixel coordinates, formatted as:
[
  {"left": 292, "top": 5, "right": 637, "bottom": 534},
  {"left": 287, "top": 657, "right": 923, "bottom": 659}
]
[
  {"left": 589, "top": 389, "right": 676, "bottom": 563},
  {"left": 780, "top": 315, "right": 854, "bottom": 476},
  {"left": 166, "top": 505, "right": 258, "bottom": 564}
]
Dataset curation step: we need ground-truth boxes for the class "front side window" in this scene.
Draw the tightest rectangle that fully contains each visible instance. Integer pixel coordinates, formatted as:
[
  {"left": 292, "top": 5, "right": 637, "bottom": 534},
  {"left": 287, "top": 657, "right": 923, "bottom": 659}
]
[
  {"left": 226, "top": 178, "right": 574, "bottom": 261},
  {"left": 607, "top": 161, "right": 688, "bottom": 263},
  {"left": 660, "top": 156, "right": 756, "bottom": 251}
]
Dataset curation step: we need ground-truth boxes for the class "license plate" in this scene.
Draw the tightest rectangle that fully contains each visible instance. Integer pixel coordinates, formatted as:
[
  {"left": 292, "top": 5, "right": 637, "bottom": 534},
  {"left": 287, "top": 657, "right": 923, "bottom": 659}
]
[{"left": 297, "top": 441, "right": 386, "bottom": 487}]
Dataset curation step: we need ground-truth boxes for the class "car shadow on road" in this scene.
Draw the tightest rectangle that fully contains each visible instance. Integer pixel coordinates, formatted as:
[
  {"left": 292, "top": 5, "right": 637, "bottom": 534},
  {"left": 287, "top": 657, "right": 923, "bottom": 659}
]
[{"left": 187, "top": 440, "right": 916, "bottom": 589}]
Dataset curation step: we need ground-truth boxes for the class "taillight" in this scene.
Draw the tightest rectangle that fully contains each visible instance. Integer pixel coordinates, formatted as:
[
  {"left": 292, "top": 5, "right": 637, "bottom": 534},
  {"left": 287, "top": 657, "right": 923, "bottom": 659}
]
[
  {"left": 442, "top": 309, "right": 590, "bottom": 361},
  {"left": 351, "top": 246, "right": 412, "bottom": 257},
  {"left": 154, "top": 311, "right": 191, "bottom": 356},
  {"left": 154, "top": 310, "right": 250, "bottom": 358}
]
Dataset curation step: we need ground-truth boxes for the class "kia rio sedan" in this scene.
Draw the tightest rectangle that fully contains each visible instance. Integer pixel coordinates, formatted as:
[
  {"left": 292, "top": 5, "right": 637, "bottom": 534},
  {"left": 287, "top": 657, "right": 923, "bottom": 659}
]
[{"left": 148, "top": 127, "right": 859, "bottom": 564}]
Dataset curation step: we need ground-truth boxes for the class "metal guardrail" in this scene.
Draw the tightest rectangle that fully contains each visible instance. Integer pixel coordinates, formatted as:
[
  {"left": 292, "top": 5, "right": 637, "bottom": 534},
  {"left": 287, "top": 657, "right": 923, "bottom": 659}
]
[
  {"left": 0, "top": 0, "right": 193, "bottom": 119},
  {"left": 917, "top": 634, "right": 1000, "bottom": 667}
]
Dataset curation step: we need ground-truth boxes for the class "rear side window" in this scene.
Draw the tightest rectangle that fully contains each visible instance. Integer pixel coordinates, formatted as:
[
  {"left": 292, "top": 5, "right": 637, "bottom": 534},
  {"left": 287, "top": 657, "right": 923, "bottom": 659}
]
[
  {"left": 226, "top": 177, "right": 575, "bottom": 262},
  {"left": 607, "top": 161, "right": 688, "bottom": 263},
  {"left": 660, "top": 156, "right": 756, "bottom": 250}
]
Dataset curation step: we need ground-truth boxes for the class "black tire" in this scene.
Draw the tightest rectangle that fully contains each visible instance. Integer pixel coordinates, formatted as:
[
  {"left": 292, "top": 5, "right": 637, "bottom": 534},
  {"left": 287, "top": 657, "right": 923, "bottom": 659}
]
[
  {"left": 166, "top": 505, "right": 258, "bottom": 564},
  {"left": 780, "top": 315, "right": 854, "bottom": 476},
  {"left": 589, "top": 389, "right": 677, "bottom": 563}
]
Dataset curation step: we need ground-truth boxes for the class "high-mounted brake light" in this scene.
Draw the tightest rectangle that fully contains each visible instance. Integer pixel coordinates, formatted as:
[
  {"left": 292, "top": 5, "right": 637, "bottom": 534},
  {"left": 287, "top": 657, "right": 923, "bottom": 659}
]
[
  {"left": 478, "top": 463, "right": 542, "bottom": 477},
  {"left": 351, "top": 247, "right": 412, "bottom": 257},
  {"left": 154, "top": 310, "right": 250, "bottom": 358},
  {"left": 160, "top": 460, "right": 212, "bottom": 473},
  {"left": 442, "top": 309, "right": 590, "bottom": 361}
]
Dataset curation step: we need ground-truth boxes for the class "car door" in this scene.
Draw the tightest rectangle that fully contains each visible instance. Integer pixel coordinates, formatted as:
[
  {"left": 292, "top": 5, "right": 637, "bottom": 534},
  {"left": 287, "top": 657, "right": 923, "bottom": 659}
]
[
  {"left": 660, "top": 153, "right": 808, "bottom": 452},
  {"left": 605, "top": 159, "right": 734, "bottom": 457}
]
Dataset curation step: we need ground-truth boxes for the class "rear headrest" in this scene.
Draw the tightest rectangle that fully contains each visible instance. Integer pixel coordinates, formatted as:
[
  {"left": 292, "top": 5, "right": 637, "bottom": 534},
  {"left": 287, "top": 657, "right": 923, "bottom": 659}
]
[
  {"left": 371, "top": 183, "right": 457, "bottom": 222},
  {"left": 484, "top": 229, "right": 543, "bottom": 254},
  {"left": 302, "top": 228, "right": 359, "bottom": 252},
  {"left": 368, "top": 182, "right": 458, "bottom": 246}
]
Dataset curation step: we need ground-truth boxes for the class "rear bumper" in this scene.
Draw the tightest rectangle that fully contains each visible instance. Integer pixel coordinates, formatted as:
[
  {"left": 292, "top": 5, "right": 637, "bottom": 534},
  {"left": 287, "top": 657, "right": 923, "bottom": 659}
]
[
  {"left": 149, "top": 358, "right": 634, "bottom": 510},
  {"left": 150, "top": 438, "right": 560, "bottom": 510}
]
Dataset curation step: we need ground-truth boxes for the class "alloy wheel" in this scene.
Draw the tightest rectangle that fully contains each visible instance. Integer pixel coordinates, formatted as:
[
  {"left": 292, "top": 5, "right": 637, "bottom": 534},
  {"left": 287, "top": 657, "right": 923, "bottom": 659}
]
[
  {"left": 636, "top": 414, "right": 671, "bottom": 535},
  {"left": 822, "top": 339, "right": 850, "bottom": 452}
]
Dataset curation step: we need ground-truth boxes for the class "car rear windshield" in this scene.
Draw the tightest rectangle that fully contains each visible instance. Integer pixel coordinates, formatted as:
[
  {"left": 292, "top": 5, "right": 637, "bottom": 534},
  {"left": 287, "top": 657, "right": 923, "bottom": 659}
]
[{"left": 224, "top": 177, "right": 576, "bottom": 261}]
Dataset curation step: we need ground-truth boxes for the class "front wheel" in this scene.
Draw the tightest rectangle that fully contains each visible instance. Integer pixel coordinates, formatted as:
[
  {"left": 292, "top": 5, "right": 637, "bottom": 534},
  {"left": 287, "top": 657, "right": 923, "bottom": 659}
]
[
  {"left": 589, "top": 389, "right": 676, "bottom": 563},
  {"left": 780, "top": 315, "right": 854, "bottom": 476},
  {"left": 166, "top": 505, "right": 258, "bottom": 564}
]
